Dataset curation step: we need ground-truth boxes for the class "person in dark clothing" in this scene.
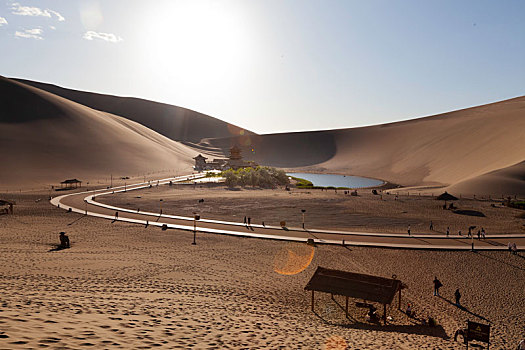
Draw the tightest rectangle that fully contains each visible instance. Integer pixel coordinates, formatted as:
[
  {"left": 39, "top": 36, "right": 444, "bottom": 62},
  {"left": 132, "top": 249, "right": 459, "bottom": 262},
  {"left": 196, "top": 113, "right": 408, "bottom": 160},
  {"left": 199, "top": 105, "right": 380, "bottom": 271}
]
[
  {"left": 59, "top": 232, "right": 70, "bottom": 249},
  {"left": 367, "top": 305, "right": 379, "bottom": 323},
  {"left": 247, "top": 217, "right": 251, "bottom": 226},
  {"left": 243, "top": 216, "right": 247, "bottom": 225},
  {"left": 455, "top": 289, "right": 461, "bottom": 306},
  {"left": 429, "top": 221, "right": 434, "bottom": 230},
  {"left": 433, "top": 277, "right": 442, "bottom": 296}
]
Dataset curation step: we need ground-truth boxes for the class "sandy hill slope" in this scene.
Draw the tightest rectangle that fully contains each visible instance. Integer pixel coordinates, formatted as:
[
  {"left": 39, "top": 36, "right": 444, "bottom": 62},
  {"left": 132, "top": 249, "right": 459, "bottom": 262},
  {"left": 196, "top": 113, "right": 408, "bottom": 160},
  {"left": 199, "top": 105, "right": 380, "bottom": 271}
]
[
  {"left": 0, "top": 77, "right": 200, "bottom": 188},
  {"left": 206, "top": 97, "right": 525, "bottom": 196},
  {"left": 14, "top": 78, "right": 253, "bottom": 144}
]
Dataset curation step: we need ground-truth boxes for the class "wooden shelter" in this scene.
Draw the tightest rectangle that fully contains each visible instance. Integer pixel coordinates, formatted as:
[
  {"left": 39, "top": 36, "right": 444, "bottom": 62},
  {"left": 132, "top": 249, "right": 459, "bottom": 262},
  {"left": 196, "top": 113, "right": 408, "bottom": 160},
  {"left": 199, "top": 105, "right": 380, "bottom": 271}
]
[
  {"left": 436, "top": 192, "right": 458, "bottom": 201},
  {"left": 60, "top": 179, "right": 82, "bottom": 189},
  {"left": 0, "top": 199, "right": 15, "bottom": 215},
  {"left": 305, "top": 266, "right": 406, "bottom": 325}
]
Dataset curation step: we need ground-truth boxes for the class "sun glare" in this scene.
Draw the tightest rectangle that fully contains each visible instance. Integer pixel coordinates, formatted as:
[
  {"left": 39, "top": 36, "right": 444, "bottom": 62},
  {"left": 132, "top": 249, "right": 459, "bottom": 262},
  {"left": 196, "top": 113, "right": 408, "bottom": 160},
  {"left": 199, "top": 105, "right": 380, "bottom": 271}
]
[{"left": 139, "top": 1, "right": 247, "bottom": 89}]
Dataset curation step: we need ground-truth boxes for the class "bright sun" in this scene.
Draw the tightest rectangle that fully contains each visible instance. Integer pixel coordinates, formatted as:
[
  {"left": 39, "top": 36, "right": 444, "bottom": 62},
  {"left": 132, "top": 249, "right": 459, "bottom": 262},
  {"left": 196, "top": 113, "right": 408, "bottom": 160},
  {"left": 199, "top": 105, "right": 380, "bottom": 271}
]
[{"left": 139, "top": 1, "right": 248, "bottom": 89}]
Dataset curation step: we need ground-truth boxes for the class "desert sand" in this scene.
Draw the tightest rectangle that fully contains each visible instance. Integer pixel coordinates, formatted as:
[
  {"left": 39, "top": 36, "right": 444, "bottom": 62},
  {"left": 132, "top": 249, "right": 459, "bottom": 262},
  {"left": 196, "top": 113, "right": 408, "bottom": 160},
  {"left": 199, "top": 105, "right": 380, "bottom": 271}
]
[
  {"left": 0, "top": 77, "right": 201, "bottom": 188},
  {"left": 2, "top": 76, "right": 525, "bottom": 349},
  {"left": 100, "top": 184, "right": 525, "bottom": 236},
  {"left": 14, "top": 78, "right": 253, "bottom": 145},
  {"left": 205, "top": 97, "right": 525, "bottom": 196},
  {"left": 2, "top": 77, "right": 525, "bottom": 197},
  {"left": 0, "top": 190, "right": 524, "bottom": 349}
]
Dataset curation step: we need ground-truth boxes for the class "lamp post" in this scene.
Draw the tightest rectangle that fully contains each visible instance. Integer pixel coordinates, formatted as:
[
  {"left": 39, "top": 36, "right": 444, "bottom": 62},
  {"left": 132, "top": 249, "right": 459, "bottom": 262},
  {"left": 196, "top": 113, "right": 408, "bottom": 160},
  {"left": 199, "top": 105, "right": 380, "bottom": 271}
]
[
  {"left": 301, "top": 209, "right": 306, "bottom": 229},
  {"left": 192, "top": 213, "right": 200, "bottom": 245}
]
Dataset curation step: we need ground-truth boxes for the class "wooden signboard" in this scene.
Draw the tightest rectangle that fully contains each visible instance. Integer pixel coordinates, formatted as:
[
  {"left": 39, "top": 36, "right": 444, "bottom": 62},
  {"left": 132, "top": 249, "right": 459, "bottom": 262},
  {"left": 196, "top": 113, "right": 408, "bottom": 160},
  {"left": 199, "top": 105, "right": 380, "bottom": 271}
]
[{"left": 466, "top": 320, "right": 490, "bottom": 349}]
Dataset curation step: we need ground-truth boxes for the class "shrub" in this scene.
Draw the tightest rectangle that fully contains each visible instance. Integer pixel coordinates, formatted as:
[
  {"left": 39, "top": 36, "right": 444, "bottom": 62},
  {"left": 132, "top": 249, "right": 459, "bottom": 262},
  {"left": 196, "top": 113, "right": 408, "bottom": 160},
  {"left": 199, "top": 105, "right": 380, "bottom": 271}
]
[{"left": 220, "top": 166, "right": 290, "bottom": 189}]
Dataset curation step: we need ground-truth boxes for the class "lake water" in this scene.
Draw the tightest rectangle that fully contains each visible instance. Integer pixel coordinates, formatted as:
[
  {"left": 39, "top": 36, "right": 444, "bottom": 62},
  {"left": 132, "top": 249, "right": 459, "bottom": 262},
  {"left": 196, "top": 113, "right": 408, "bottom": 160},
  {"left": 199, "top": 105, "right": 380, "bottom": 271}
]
[{"left": 288, "top": 172, "right": 383, "bottom": 189}]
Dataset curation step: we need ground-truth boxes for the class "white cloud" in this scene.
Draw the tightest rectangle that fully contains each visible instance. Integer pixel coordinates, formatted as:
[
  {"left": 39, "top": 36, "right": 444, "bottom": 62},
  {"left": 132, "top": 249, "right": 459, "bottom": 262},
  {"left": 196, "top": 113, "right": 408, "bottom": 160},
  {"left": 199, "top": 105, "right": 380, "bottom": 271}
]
[
  {"left": 11, "top": 2, "right": 65, "bottom": 21},
  {"left": 15, "top": 28, "right": 43, "bottom": 39},
  {"left": 0, "top": 17, "right": 8, "bottom": 26},
  {"left": 83, "top": 31, "right": 122, "bottom": 43}
]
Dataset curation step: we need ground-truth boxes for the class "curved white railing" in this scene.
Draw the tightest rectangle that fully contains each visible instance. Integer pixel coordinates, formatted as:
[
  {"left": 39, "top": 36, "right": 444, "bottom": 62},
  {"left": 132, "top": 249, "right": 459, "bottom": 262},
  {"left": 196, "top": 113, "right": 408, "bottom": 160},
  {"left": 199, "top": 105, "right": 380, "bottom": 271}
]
[{"left": 50, "top": 174, "right": 524, "bottom": 250}]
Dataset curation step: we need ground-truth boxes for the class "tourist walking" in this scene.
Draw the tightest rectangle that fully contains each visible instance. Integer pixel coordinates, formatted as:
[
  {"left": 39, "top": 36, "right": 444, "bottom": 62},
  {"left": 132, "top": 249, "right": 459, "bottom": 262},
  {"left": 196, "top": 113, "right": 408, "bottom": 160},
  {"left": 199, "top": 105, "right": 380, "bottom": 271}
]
[
  {"left": 407, "top": 224, "right": 411, "bottom": 236},
  {"left": 247, "top": 217, "right": 251, "bottom": 226},
  {"left": 243, "top": 216, "right": 247, "bottom": 225},
  {"left": 454, "top": 288, "right": 461, "bottom": 306},
  {"left": 481, "top": 227, "right": 486, "bottom": 239},
  {"left": 433, "top": 277, "right": 442, "bottom": 296},
  {"left": 477, "top": 230, "right": 481, "bottom": 240},
  {"left": 446, "top": 226, "right": 450, "bottom": 237},
  {"left": 429, "top": 221, "right": 434, "bottom": 231}
]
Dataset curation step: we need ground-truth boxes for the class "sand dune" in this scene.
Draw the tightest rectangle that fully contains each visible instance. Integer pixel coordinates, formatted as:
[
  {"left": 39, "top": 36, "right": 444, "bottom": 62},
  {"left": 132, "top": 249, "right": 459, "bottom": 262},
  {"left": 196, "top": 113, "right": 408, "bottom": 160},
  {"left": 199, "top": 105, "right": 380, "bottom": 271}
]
[
  {"left": 14, "top": 78, "right": 253, "bottom": 144},
  {"left": 0, "top": 77, "right": 200, "bottom": 187},
  {"left": 206, "top": 97, "right": 525, "bottom": 196},
  {"left": 3, "top": 76, "right": 524, "bottom": 195},
  {"left": 447, "top": 161, "right": 525, "bottom": 197}
]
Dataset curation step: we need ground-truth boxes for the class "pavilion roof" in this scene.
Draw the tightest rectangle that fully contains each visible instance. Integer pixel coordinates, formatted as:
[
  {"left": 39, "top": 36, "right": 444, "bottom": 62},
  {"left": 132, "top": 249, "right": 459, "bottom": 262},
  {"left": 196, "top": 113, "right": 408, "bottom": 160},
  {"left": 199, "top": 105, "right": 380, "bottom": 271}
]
[
  {"left": 304, "top": 266, "right": 405, "bottom": 305},
  {"left": 61, "top": 179, "right": 82, "bottom": 184}
]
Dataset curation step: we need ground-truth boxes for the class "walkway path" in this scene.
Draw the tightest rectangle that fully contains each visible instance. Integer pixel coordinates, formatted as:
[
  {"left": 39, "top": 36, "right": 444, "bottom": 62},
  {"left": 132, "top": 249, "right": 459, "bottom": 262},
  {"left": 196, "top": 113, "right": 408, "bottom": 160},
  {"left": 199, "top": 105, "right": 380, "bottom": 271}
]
[{"left": 50, "top": 174, "right": 525, "bottom": 250}]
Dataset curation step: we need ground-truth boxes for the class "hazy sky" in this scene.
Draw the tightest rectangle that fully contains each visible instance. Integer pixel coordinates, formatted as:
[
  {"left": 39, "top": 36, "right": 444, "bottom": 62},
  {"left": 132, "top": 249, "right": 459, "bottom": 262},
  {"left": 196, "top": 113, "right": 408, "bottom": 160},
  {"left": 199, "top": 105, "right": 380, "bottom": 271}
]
[{"left": 1, "top": 1, "right": 524, "bottom": 134}]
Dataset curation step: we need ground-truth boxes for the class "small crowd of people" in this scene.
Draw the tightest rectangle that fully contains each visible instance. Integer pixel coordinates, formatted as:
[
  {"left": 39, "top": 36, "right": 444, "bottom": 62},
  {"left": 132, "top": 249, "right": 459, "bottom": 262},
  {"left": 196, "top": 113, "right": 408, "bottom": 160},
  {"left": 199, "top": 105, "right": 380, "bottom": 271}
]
[
  {"left": 406, "top": 222, "right": 490, "bottom": 240},
  {"left": 433, "top": 277, "right": 461, "bottom": 306}
]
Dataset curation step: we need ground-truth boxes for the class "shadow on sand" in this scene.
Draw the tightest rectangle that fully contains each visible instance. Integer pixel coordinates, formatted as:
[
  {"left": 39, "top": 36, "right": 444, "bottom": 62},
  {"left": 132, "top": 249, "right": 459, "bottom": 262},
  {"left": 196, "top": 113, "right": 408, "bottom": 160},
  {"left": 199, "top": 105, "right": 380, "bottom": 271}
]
[
  {"left": 48, "top": 245, "right": 70, "bottom": 252},
  {"left": 312, "top": 310, "right": 449, "bottom": 339},
  {"left": 437, "top": 295, "right": 490, "bottom": 323},
  {"left": 473, "top": 251, "right": 525, "bottom": 272}
]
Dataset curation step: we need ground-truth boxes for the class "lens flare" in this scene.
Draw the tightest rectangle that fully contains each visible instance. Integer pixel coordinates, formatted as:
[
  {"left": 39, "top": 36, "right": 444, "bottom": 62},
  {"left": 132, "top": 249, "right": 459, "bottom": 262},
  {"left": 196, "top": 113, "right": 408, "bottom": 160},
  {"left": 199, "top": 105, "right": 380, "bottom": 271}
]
[
  {"left": 273, "top": 243, "right": 315, "bottom": 275},
  {"left": 324, "top": 335, "right": 347, "bottom": 350}
]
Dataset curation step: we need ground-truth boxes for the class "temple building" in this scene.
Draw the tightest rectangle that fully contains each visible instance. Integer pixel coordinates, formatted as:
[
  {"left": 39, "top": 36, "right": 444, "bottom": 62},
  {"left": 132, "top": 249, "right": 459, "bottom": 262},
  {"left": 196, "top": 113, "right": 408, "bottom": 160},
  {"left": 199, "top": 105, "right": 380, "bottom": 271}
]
[{"left": 193, "top": 145, "right": 257, "bottom": 171}]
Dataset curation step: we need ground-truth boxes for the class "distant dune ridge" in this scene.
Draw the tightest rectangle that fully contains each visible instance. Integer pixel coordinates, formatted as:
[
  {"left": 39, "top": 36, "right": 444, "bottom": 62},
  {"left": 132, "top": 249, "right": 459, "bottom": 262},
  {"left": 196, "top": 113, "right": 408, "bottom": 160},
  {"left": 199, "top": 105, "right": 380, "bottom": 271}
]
[
  {"left": 2, "top": 76, "right": 524, "bottom": 195},
  {"left": 14, "top": 78, "right": 252, "bottom": 144},
  {"left": 206, "top": 97, "right": 525, "bottom": 196},
  {"left": 1, "top": 76, "right": 199, "bottom": 187}
]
